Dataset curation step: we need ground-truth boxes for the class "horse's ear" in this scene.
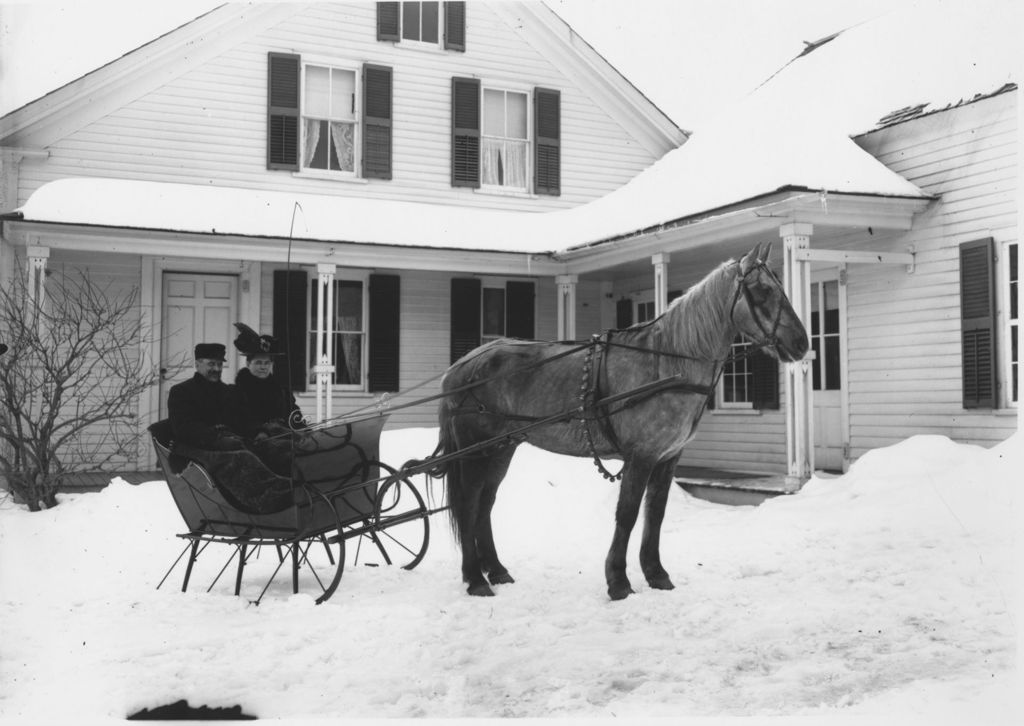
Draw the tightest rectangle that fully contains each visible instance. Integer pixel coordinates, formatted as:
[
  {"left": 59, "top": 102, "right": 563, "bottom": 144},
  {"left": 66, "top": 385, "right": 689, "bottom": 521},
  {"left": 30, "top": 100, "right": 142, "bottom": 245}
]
[
  {"left": 759, "top": 242, "right": 772, "bottom": 263},
  {"left": 739, "top": 245, "right": 759, "bottom": 274}
]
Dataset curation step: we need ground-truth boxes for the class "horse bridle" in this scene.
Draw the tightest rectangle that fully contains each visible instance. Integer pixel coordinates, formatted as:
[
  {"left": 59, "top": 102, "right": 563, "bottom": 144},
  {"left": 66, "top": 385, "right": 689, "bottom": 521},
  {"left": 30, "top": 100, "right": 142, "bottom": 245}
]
[{"left": 729, "top": 260, "right": 786, "bottom": 355}]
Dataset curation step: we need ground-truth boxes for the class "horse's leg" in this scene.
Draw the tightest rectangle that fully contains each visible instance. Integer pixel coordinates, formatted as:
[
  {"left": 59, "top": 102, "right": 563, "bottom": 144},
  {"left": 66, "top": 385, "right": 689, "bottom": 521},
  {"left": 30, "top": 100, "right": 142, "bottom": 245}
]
[
  {"left": 605, "top": 458, "right": 655, "bottom": 601},
  {"left": 640, "top": 456, "right": 680, "bottom": 591},
  {"left": 474, "top": 447, "right": 517, "bottom": 587},
  {"left": 450, "top": 455, "right": 494, "bottom": 597}
]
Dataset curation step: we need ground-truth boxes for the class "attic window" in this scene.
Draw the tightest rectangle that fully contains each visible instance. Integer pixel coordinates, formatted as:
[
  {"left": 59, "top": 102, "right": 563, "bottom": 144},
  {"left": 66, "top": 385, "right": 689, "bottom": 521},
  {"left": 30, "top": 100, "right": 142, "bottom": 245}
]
[{"left": 402, "top": 2, "right": 439, "bottom": 43}]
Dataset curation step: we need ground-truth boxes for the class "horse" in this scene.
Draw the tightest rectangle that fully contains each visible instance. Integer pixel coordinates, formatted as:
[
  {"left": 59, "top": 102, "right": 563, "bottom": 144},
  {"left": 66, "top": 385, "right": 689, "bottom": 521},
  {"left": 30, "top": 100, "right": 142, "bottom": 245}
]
[{"left": 430, "top": 243, "right": 809, "bottom": 600}]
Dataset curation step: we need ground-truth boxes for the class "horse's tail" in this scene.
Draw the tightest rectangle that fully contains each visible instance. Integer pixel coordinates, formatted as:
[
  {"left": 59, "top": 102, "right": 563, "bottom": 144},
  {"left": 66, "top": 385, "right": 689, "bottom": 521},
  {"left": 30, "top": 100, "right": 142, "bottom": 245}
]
[{"left": 400, "top": 388, "right": 465, "bottom": 545}]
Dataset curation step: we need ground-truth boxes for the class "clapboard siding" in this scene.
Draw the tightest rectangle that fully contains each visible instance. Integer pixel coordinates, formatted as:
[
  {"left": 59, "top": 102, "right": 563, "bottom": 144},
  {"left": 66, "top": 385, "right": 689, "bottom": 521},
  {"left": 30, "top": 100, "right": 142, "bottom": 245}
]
[
  {"left": 257, "top": 265, "right": 559, "bottom": 430},
  {"left": 17, "top": 2, "right": 664, "bottom": 211},
  {"left": 844, "top": 91, "right": 1018, "bottom": 454}
]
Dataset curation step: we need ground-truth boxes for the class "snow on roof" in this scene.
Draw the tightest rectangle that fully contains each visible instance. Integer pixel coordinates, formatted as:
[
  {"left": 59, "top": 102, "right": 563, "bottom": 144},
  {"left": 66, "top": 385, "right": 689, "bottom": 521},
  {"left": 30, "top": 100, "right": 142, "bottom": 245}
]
[{"left": 13, "top": 0, "right": 1013, "bottom": 255}]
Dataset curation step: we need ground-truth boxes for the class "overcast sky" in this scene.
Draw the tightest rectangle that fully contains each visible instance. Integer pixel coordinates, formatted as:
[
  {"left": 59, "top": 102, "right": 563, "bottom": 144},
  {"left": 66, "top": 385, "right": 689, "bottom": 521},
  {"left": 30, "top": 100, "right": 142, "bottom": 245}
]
[{"left": 0, "top": 0, "right": 935, "bottom": 127}]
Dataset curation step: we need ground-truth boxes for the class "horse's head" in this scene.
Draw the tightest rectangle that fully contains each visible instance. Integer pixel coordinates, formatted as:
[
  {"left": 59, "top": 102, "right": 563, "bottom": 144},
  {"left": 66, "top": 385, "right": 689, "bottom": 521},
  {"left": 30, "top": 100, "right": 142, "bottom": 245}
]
[{"left": 730, "top": 243, "right": 809, "bottom": 362}]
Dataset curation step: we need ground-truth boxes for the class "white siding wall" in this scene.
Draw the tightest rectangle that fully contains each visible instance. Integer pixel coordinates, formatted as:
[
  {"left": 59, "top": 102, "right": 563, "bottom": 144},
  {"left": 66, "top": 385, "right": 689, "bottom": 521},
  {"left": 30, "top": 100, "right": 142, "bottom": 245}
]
[
  {"left": 848, "top": 91, "right": 1018, "bottom": 454},
  {"left": 257, "top": 264, "right": 560, "bottom": 430},
  {"left": 16, "top": 2, "right": 662, "bottom": 212}
]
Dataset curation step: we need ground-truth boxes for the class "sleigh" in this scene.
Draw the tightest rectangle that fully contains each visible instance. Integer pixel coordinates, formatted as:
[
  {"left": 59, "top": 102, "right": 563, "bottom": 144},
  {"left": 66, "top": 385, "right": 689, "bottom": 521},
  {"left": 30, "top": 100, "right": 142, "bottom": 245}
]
[{"left": 147, "top": 415, "right": 437, "bottom": 604}]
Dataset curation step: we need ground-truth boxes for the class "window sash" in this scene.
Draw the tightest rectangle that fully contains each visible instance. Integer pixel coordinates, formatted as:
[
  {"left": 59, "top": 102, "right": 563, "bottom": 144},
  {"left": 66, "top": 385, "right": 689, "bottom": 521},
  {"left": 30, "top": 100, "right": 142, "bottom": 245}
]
[
  {"left": 309, "top": 278, "right": 366, "bottom": 389},
  {"left": 718, "top": 337, "right": 754, "bottom": 408},
  {"left": 302, "top": 64, "right": 358, "bottom": 174},
  {"left": 481, "top": 88, "right": 529, "bottom": 190},
  {"left": 402, "top": 1, "right": 439, "bottom": 43}
]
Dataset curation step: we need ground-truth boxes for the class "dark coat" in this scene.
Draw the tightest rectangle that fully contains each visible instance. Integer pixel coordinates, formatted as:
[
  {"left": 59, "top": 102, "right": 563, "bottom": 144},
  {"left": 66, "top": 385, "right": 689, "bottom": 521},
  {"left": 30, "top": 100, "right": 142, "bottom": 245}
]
[
  {"left": 167, "top": 373, "right": 238, "bottom": 449},
  {"left": 227, "top": 368, "right": 303, "bottom": 439}
]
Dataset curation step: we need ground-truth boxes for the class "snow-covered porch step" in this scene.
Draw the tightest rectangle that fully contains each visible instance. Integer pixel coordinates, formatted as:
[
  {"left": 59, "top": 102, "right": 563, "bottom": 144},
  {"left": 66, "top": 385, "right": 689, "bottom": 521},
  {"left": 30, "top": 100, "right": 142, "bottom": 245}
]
[{"left": 674, "top": 465, "right": 801, "bottom": 507}]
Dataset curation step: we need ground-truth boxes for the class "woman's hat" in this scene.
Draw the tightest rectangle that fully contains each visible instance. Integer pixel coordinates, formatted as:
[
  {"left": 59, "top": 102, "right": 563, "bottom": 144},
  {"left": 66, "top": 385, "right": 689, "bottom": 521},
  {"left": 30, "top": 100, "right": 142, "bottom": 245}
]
[{"left": 233, "top": 323, "right": 283, "bottom": 357}]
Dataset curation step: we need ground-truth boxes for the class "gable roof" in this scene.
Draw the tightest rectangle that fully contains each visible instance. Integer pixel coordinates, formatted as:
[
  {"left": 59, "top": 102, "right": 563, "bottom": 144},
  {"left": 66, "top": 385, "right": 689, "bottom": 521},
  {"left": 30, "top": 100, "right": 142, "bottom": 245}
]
[
  {"left": 0, "top": 1, "right": 684, "bottom": 152},
  {"left": 5, "top": 0, "right": 1016, "bottom": 258}
]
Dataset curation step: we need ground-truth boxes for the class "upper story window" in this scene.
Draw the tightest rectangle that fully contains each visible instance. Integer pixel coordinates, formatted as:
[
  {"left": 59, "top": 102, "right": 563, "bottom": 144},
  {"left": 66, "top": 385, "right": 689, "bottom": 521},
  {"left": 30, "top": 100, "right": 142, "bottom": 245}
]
[
  {"left": 267, "top": 54, "right": 392, "bottom": 180},
  {"left": 452, "top": 78, "right": 560, "bottom": 196},
  {"left": 482, "top": 88, "right": 529, "bottom": 191},
  {"left": 378, "top": 1, "right": 465, "bottom": 51},
  {"left": 402, "top": 2, "right": 439, "bottom": 43},
  {"left": 303, "top": 65, "right": 357, "bottom": 174}
]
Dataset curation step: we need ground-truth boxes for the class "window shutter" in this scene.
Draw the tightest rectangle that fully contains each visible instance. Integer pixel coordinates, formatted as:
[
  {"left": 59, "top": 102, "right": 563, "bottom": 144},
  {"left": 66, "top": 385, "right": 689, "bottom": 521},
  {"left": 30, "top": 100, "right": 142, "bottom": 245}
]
[
  {"left": 534, "top": 87, "right": 561, "bottom": 196},
  {"left": 272, "top": 269, "right": 308, "bottom": 392},
  {"left": 444, "top": 1, "right": 466, "bottom": 51},
  {"left": 960, "top": 237, "right": 997, "bottom": 408},
  {"left": 267, "top": 53, "right": 300, "bottom": 170},
  {"left": 377, "top": 2, "right": 400, "bottom": 41},
  {"left": 450, "top": 278, "right": 481, "bottom": 363},
  {"left": 750, "top": 350, "right": 780, "bottom": 410},
  {"left": 368, "top": 274, "right": 400, "bottom": 392},
  {"left": 505, "top": 281, "right": 535, "bottom": 339},
  {"left": 363, "top": 64, "right": 393, "bottom": 180},
  {"left": 451, "top": 77, "right": 480, "bottom": 188},
  {"left": 616, "top": 299, "right": 633, "bottom": 328}
]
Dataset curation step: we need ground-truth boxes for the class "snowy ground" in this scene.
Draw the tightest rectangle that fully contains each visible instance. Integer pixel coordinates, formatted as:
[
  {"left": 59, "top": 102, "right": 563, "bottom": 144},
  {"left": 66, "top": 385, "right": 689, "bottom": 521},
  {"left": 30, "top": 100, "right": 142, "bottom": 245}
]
[{"left": 0, "top": 430, "right": 1020, "bottom": 724}]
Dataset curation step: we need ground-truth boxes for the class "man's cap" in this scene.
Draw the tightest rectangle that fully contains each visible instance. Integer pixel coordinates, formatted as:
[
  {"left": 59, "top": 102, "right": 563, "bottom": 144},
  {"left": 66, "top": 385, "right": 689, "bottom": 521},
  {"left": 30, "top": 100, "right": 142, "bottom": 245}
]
[{"left": 194, "top": 343, "right": 227, "bottom": 361}]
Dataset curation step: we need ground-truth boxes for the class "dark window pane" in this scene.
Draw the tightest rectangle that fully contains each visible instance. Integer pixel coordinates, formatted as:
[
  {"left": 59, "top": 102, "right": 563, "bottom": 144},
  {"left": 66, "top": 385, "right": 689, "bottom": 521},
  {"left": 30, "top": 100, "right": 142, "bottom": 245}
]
[
  {"left": 402, "top": 2, "right": 420, "bottom": 40},
  {"left": 810, "top": 310, "right": 820, "bottom": 336},
  {"left": 824, "top": 336, "right": 841, "bottom": 390},
  {"left": 422, "top": 1, "right": 438, "bottom": 42},
  {"left": 811, "top": 338, "right": 821, "bottom": 390},
  {"left": 309, "top": 120, "right": 329, "bottom": 169},
  {"left": 482, "top": 288, "right": 505, "bottom": 337}
]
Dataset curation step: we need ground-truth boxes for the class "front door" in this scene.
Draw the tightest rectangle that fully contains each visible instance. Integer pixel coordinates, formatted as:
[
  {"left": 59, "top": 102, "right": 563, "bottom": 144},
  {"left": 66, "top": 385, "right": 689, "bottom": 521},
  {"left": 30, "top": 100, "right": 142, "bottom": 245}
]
[
  {"left": 810, "top": 276, "right": 845, "bottom": 471},
  {"left": 159, "top": 272, "right": 239, "bottom": 418}
]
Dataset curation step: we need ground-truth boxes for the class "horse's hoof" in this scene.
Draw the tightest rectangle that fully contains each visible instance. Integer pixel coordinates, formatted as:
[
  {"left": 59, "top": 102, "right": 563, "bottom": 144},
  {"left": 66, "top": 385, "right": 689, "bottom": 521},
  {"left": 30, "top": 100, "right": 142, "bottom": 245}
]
[
  {"left": 607, "top": 583, "right": 634, "bottom": 601},
  {"left": 648, "top": 576, "right": 675, "bottom": 591},
  {"left": 488, "top": 571, "right": 515, "bottom": 586},
  {"left": 467, "top": 583, "right": 495, "bottom": 597}
]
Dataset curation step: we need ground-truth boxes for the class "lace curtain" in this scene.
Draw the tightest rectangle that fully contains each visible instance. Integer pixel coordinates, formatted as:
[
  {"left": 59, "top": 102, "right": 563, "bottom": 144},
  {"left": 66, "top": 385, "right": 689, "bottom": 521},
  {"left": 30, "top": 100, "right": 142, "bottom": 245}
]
[
  {"left": 482, "top": 138, "right": 527, "bottom": 188},
  {"left": 302, "top": 119, "right": 355, "bottom": 172}
]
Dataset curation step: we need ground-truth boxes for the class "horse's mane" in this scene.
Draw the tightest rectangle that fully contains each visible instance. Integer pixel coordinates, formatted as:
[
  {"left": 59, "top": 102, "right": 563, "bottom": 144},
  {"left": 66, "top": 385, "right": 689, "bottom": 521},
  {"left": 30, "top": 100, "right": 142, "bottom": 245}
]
[{"left": 654, "top": 258, "right": 738, "bottom": 361}]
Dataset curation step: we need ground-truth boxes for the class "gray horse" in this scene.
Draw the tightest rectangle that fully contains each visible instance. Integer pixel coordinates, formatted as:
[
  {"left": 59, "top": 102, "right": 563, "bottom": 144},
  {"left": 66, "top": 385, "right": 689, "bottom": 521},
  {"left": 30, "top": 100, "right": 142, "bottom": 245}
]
[{"left": 433, "top": 244, "right": 809, "bottom": 600}]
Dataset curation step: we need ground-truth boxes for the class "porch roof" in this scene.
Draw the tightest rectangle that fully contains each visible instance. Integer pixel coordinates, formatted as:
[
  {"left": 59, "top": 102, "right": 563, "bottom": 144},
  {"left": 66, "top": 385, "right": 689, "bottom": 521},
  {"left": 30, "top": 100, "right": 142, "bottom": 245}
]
[{"left": 10, "top": 116, "right": 926, "bottom": 259}]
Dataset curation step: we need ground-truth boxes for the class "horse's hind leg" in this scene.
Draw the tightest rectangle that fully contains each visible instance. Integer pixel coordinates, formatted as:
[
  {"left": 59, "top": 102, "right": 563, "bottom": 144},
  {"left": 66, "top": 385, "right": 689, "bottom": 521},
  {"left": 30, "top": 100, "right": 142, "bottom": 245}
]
[
  {"left": 640, "top": 456, "right": 680, "bottom": 591},
  {"left": 474, "top": 448, "right": 517, "bottom": 587},
  {"left": 605, "top": 458, "right": 654, "bottom": 600}
]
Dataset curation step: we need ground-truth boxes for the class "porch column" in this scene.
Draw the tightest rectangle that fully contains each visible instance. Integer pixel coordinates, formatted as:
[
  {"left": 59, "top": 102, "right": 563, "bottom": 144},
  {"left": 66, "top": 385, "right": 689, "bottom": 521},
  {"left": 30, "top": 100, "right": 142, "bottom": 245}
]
[
  {"left": 314, "top": 263, "right": 337, "bottom": 423},
  {"left": 556, "top": 274, "right": 578, "bottom": 340},
  {"left": 652, "top": 253, "right": 670, "bottom": 315},
  {"left": 781, "top": 223, "right": 814, "bottom": 487}
]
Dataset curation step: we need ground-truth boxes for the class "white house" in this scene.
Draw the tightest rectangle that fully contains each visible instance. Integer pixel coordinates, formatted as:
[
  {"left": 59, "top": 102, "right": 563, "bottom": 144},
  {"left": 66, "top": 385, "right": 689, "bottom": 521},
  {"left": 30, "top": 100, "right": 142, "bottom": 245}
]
[{"left": 0, "top": 1, "right": 1017, "bottom": 485}]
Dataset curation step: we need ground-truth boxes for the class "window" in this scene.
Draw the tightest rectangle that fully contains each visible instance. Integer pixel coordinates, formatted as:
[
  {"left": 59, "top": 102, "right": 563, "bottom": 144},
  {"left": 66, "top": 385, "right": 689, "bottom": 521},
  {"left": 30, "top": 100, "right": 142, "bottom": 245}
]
[
  {"left": 481, "top": 286, "right": 506, "bottom": 343},
  {"left": 451, "top": 79, "right": 560, "bottom": 195},
  {"left": 810, "top": 280, "right": 841, "bottom": 391},
  {"left": 303, "top": 64, "right": 357, "bottom": 173},
  {"left": 309, "top": 278, "right": 366, "bottom": 389},
  {"left": 482, "top": 88, "right": 529, "bottom": 190},
  {"left": 450, "top": 278, "right": 535, "bottom": 363},
  {"left": 402, "top": 1, "right": 439, "bottom": 43},
  {"left": 267, "top": 54, "right": 392, "bottom": 179},
  {"left": 718, "top": 336, "right": 754, "bottom": 408},
  {"left": 1003, "top": 241, "right": 1018, "bottom": 406},
  {"left": 378, "top": 2, "right": 464, "bottom": 50}
]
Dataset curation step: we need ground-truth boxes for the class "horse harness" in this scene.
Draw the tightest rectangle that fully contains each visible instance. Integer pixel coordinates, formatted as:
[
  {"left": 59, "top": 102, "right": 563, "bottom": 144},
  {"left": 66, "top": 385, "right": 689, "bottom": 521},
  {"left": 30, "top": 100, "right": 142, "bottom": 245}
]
[{"left": 450, "top": 258, "right": 788, "bottom": 482}]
